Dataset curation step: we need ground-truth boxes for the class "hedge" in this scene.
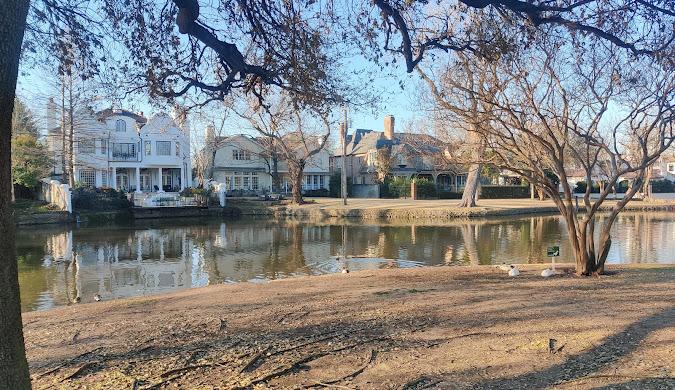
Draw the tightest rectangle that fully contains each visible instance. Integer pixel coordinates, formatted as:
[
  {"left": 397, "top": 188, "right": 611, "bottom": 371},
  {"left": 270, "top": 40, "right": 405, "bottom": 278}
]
[
  {"left": 72, "top": 187, "right": 131, "bottom": 210},
  {"left": 303, "top": 188, "right": 330, "bottom": 197},
  {"left": 479, "top": 185, "right": 530, "bottom": 199}
]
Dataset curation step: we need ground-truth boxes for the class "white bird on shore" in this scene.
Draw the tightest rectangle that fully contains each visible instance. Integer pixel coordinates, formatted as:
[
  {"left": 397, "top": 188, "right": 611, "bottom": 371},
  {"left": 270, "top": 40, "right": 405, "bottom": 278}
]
[
  {"left": 541, "top": 268, "right": 556, "bottom": 277},
  {"left": 341, "top": 267, "right": 350, "bottom": 274},
  {"left": 508, "top": 265, "right": 520, "bottom": 277},
  {"left": 498, "top": 263, "right": 512, "bottom": 271},
  {"left": 94, "top": 294, "right": 102, "bottom": 302}
]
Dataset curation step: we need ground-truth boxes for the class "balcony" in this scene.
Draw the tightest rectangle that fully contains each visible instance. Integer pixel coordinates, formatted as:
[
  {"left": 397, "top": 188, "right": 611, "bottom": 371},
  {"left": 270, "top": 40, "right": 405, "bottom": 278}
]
[{"left": 111, "top": 143, "right": 139, "bottom": 162}]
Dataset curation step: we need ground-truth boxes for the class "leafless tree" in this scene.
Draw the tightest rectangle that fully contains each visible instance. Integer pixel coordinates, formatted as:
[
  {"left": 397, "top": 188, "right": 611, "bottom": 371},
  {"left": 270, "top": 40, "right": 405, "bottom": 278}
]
[
  {"left": 417, "top": 53, "right": 499, "bottom": 206},
  {"left": 236, "top": 92, "right": 332, "bottom": 204},
  {"left": 465, "top": 41, "right": 675, "bottom": 275}
]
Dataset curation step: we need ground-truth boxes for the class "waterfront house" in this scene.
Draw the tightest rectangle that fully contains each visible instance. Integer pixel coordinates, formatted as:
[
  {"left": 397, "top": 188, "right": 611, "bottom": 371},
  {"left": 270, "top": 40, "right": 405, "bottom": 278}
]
[
  {"left": 205, "top": 130, "right": 331, "bottom": 195},
  {"left": 330, "top": 115, "right": 465, "bottom": 191},
  {"left": 47, "top": 107, "right": 192, "bottom": 193}
]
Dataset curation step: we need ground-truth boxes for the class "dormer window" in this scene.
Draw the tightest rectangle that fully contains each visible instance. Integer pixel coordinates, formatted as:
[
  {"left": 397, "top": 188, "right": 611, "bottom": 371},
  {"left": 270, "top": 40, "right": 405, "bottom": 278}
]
[{"left": 115, "top": 119, "right": 126, "bottom": 132}]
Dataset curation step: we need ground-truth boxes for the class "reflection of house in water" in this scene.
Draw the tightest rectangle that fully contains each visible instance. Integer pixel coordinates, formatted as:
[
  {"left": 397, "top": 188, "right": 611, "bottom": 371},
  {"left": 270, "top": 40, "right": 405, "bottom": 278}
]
[{"left": 49, "top": 228, "right": 208, "bottom": 303}]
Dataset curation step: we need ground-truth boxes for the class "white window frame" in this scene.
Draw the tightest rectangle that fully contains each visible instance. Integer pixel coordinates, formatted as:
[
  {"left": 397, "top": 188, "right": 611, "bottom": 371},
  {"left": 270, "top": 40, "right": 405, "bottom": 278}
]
[
  {"left": 79, "top": 169, "right": 96, "bottom": 187},
  {"left": 79, "top": 139, "right": 95, "bottom": 154},
  {"left": 115, "top": 119, "right": 126, "bottom": 132},
  {"left": 156, "top": 141, "right": 171, "bottom": 156},
  {"left": 145, "top": 140, "right": 152, "bottom": 156}
]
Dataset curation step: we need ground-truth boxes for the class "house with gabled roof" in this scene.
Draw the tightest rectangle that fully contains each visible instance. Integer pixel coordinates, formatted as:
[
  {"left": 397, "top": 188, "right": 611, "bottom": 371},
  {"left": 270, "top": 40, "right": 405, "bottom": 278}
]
[
  {"left": 46, "top": 105, "right": 192, "bottom": 193},
  {"left": 330, "top": 115, "right": 466, "bottom": 191}
]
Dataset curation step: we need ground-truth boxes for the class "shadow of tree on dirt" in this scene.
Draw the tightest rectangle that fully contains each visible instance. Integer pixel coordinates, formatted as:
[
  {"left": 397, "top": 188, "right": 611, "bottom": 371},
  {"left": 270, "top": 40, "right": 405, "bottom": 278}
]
[{"left": 471, "top": 307, "right": 674, "bottom": 389}]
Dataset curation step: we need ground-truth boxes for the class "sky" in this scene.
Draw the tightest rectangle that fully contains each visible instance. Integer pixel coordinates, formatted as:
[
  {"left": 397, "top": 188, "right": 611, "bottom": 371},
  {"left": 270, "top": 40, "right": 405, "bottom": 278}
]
[{"left": 16, "top": 53, "right": 427, "bottom": 149}]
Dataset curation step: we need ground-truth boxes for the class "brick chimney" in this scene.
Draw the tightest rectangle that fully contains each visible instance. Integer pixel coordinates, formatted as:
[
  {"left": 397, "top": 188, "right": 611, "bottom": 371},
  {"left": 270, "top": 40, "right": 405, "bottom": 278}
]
[{"left": 383, "top": 115, "right": 395, "bottom": 140}]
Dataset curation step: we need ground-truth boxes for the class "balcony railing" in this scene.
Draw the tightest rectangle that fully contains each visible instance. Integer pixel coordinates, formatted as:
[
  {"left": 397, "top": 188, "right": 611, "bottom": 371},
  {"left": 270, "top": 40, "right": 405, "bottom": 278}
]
[
  {"left": 110, "top": 143, "right": 140, "bottom": 162},
  {"left": 111, "top": 152, "right": 139, "bottom": 161}
]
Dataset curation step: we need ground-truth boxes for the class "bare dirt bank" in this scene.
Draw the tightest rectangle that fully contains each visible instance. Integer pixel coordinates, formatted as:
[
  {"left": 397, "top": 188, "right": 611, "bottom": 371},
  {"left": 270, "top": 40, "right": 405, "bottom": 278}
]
[
  {"left": 24, "top": 264, "right": 674, "bottom": 389},
  {"left": 233, "top": 197, "right": 675, "bottom": 220}
]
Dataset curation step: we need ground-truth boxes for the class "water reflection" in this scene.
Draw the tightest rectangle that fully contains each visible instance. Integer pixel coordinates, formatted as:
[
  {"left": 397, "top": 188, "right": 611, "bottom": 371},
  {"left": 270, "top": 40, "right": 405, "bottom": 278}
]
[{"left": 16, "top": 213, "right": 675, "bottom": 312}]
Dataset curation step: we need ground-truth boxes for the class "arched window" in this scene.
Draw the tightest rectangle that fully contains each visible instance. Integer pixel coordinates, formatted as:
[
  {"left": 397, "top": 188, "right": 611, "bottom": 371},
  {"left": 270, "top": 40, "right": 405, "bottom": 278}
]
[{"left": 115, "top": 119, "right": 126, "bottom": 132}]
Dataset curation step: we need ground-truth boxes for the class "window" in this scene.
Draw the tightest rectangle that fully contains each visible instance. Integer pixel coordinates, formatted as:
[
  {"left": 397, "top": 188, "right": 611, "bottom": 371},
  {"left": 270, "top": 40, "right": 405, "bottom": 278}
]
[
  {"left": 101, "top": 139, "right": 107, "bottom": 155},
  {"left": 157, "top": 141, "right": 171, "bottom": 156},
  {"left": 232, "top": 149, "right": 251, "bottom": 160},
  {"left": 234, "top": 176, "right": 241, "bottom": 188},
  {"left": 243, "top": 176, "right": 250, "bottom": 189},
  {"left": 79, "top": 139, "right": 95, "bottom": 154},
  {"left": 112, "top": 143, "right": 136, "bottom": 160},
  {"left": 115, "top": 119, "right": 126, "bottom": 132},
  {"left": 162, "top": 172, "right": 172, "bottom": 188},
  {"left": 145, "top": 141, "right": 151, "bottom": 156},
  {"left": 176, "top": 142, "right": 181, "bottom": 156},
  {"left": 79, "top": 169, "right": 96, "bottom": 187},
  {"left": 252, "top": 175, "right": 259, "bottom": 190},
  {"left": 319, "top": 175, "right": 325, "bottom": 188},
  {"left": 101, "top": 171, "right": 108, "bottom": 187},
  {"left": 456, "top": 175, "right": 467, "bottom": 187}
]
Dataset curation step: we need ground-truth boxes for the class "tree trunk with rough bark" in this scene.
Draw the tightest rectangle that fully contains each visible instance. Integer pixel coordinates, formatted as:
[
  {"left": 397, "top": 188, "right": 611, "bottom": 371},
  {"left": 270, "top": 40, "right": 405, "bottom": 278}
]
[
  {"left": 459, "top": 163, "right": 481, "bottom": 207},
  {"left": 272, "top": 154, "right": 280, "bottom": 193},
  {"left": 0, "top": 0, "right": 32, "bottom": 387},
  {"left": 289, "top": 161, "right": 305, "bottom": 204},
  {"left": 67, "top": 77, "right": 75, "bottom": 186}
]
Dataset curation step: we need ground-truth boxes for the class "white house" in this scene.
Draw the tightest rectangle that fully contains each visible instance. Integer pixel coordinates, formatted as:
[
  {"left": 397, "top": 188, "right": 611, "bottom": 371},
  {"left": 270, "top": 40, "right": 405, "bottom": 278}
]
[
  {"left": 206, "top": 131, "right": 331, "bottom": 194},
  {"left": 47, "top": 107, "right": 192, "bottom": 193}
]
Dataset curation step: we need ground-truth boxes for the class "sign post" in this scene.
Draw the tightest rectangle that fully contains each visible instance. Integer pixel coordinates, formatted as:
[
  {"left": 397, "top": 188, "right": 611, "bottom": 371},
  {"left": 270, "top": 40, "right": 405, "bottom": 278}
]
[{"left": 547, "top": 245, "right": 560, "bottom": 270}]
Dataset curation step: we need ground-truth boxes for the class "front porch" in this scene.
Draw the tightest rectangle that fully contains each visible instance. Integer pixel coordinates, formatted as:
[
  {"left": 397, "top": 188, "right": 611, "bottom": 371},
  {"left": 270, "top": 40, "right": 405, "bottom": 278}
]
[{"left": 111, "top": 167, "right": 185, "bottom": 193}]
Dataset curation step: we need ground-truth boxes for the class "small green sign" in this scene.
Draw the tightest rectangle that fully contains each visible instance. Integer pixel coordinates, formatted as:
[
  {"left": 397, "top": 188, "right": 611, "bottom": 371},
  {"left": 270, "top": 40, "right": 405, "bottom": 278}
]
[{"left": 547, "top": 246, "right": 560, "bottom": 257}]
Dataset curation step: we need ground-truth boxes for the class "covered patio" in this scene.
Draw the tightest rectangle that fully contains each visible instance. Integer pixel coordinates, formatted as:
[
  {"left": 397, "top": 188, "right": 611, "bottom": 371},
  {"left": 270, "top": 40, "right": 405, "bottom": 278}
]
[{"left": 111, "top": 167, "right": 185, "bottom": 193}]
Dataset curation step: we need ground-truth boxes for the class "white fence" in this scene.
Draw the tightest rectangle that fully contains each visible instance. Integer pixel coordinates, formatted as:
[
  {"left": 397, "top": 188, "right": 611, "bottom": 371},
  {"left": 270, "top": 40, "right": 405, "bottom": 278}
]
[
  {"left": 132, "top": 193, "right": 200, "bottom": 208},
  {"left": 38, "top": 179, "right": 72, "bottom": 213}
]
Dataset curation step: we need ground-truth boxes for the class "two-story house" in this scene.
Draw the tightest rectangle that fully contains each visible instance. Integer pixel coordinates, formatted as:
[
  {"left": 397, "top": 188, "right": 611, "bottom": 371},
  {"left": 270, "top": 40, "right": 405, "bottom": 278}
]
[
  {"left": 205, "top": 130, "right": 331, "bottom": 194},
  {"left": 330, "top": 115, "right": 465, "bottom": 191},
  {"left": 47, "top": 107, "right": 192, "bottom": 193}
]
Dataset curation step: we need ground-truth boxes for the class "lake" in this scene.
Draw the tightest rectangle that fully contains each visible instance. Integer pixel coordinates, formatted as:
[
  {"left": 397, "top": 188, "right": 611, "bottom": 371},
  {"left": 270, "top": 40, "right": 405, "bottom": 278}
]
[{"left": 17, "top": 212, "right": 675, "bottom": 311}]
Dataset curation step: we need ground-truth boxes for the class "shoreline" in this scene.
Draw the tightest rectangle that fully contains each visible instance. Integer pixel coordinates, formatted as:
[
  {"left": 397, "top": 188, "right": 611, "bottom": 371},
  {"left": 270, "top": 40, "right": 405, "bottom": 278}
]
[
  {"left": 23, "top": 264, "right": 675, "bottom": 389},
  {"left": 15, "top": 198, "right": 675, "bottom": 225}
]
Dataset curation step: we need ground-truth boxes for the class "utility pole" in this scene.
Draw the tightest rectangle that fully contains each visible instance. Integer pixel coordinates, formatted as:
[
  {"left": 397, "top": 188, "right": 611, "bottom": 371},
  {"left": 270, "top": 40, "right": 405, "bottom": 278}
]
[{"left": 341, "top": 106, "right": 348, "bottom": 205}]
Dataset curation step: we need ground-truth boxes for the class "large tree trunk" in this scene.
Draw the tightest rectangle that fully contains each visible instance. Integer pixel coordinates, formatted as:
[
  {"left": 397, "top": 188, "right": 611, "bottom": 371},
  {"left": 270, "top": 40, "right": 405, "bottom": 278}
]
[
  {"left": 289, "top": 162, "right": 304, "bottom": 204},
  {"left": 0, "top": 0, "right": 32, "bottom": 387},
  {"left": 272, "top": 155, "right": 280, "bottom": 193},
  {"left": 67, "top": 78, "right": 75, "bottom": 186},
  {"left": 459, "top": 163, "right": 481, "bottom": 207}
]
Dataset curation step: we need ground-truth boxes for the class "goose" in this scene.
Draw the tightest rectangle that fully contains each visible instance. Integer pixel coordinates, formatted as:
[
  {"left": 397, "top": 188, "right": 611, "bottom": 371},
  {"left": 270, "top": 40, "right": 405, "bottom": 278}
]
[
  {"left": 498, "top": 263, "right": 512, "bottom": 272},
  {"left": 541, "top": 268, "right": 556, "bottom": 277},
  {"left": 94, "top": 294, "right": 102, "bottom": 302},
  {"left": 341, "top": 267, "right": 350, "bottom": 274},
  {"left": 73, "top": 296, "right": 81, "bottom": 303},
  {"left": 508, "top": 265, "right": 520, "bottom": 277}
]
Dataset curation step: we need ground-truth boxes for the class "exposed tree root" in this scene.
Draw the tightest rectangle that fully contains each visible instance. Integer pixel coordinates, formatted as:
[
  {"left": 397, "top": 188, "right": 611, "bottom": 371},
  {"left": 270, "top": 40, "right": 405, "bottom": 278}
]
[{"left": 315, "top": 348, "right": 376, "bottom": 386}]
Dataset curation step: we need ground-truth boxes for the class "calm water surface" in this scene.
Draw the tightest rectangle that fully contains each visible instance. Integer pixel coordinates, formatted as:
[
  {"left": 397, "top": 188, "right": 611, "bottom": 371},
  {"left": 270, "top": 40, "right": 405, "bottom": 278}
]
[{"left": 17, "top": 212, "right": 675, "bottom": 312}]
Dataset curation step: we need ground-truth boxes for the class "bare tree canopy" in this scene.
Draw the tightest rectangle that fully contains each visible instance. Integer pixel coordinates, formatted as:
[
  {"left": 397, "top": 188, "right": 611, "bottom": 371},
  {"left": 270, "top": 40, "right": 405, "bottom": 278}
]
[
  {"left": 367, "top": 0, "right": 675, "bottom": 71},
  {"left": 453, "top": 36, "right": 675, "bottom": 274}
]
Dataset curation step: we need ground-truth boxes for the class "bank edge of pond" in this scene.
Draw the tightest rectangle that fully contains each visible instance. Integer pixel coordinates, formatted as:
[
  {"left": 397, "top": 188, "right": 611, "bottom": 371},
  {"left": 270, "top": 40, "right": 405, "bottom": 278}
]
[
  {"left": 15, "top": 198, "right": 675, "bottom": 226},
  {"left": 234, "top": 199, "right": 675, "bottom": 220}
]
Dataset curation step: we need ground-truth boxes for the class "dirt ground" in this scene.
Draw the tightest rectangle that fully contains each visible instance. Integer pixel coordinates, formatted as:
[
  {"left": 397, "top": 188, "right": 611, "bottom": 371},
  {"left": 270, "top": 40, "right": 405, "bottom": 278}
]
[{"left": 24, "top": 264, "right": 674, "bottom": 389}]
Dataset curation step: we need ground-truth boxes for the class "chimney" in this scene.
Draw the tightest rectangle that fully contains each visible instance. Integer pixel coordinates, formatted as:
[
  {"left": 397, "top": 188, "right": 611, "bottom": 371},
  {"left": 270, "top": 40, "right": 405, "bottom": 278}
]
[
  {"left": 205, "top": 124, "right": 215, "bottom": 145},
  {"left": 384, "top": 115, "right": 395, "bottom": 140},
  {"left": 46, "top": 97, "right": 58, "bottom": 132}
]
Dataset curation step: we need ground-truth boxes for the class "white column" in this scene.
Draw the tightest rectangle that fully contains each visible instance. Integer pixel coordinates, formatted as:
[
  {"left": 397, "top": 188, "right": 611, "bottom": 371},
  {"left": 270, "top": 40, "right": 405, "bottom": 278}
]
[
  {"left": 112, "top": 167, "right": 117, "bottom": 190},
  {"left": 180, "top": 166, "right": 186, "bottom": 190},
  {"left": 158, "top": 167, "right": 164, "bottom": 192},
  {"left": 135, "top": 167, "right": 141, "bottom": 193}
]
